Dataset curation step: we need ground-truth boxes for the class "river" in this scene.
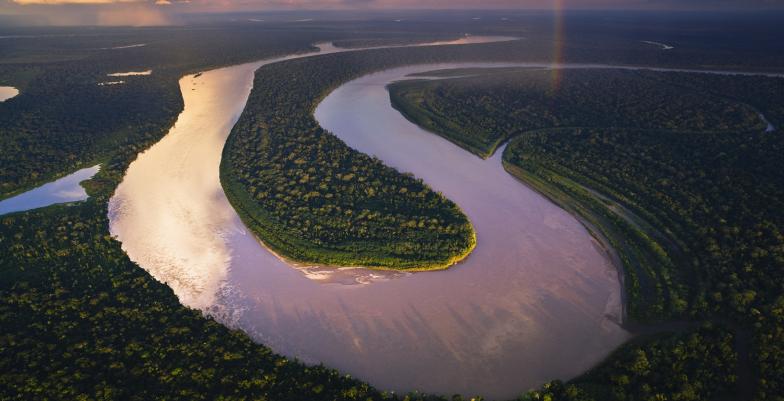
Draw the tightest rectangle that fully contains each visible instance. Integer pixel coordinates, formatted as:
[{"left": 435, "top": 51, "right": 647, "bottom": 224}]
[
  {"left": 314, "top": 64, "right": 631, "bottom": 396},
  {"left": 107, "top": 38, "right": 781, "bottom": 398}
]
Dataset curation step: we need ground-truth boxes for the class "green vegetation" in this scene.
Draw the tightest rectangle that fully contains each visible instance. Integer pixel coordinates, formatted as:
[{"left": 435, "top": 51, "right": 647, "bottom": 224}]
[
  {"left": 645, "top": 72, "right": 784, "bottom": 129},
  {"left": 0, "top": 27, "right": 487, "bottom": 201},
  {"left": 502, "top": 158, "right": 684, "bottom": 321},
  {"left": 0, "top": 26, "right": 489, "bottom": 400},
  {"left": 0, "top": 95, "right": 394, "bottom": 399},
  {"left": 389, "top": 69, "right": 764, "bottom": 158},
  {"left": 387, "top": 67, "right": 784, "bottom": 399},
  {"left": 0, "top": 163, "right": 499, "bottom": 401},
  {"left": 0, "top": 29, "right": 325, "bottom": 200},
  {"left": 221, "top": 47, "right": 546, "bottom": 269},
  {"left": 0, "top": 26, "right": 492, "bottom": 400},
  {"left": 523, "top": 324, "right": 738, "bottom": 401},
  {"left": 0, "top": 202, "right": 391, "bottom": 400},
  {"left": 506, "top": 126, "right": 784, "bottom": 400},
  {"left": 221, "top": 147, "right": 476, "bottom": 269}
]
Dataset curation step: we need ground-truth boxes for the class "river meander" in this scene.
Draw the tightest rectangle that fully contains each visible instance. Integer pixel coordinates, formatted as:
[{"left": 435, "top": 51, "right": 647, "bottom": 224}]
[{"left": 107, "top": 38, "right": 782, "bottom": 398}]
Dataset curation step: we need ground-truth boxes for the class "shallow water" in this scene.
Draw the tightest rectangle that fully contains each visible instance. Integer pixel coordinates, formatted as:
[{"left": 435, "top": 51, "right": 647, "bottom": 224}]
[
  {"left": 0, "top": 165, "right": 100, "bottom": 216},
  {"left": 107, "top": 40, "right": 783, "bottom": 398},
  {"left": 0, "top": 86, "right": 18, "bottom": 102}
]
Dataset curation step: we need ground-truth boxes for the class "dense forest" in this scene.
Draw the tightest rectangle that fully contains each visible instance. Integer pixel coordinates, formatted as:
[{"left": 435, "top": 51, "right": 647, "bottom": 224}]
[
  {"left": 221, "top": 37, "right": 779, "bottom": 270},
  {"left": 387, "top": 67, "right": 784, "bottom": 399},
  {"left": 0, "top": 75, "right": 387, "bottom": 398},
  {"left": 0, "top": 26, "right": 491, "bottom": 201},
  {"left": 389, "top": 69, "right": 764, "bottom": 158},
  {"left": 506, "top": 125, "right": 784, "bottom": 400},
  {"left": 387, "top": 69, "right": 770, "bottom": 320},
  {"left": 221, "top": 52, "right": 493, "bottom": 269},
  {"left": 0, "top": 203, "right": 392, "bottom": 400},
  {"left": 0, "top": 25, "right": 480, "bottom": 400},
  {"left": 525, "top": 324, "right": 739, "bottom": 401},
  {"left": 3, "top": 15, "right": 784, "bottom": 401},
  {"left": 6, "top": 13, "right": 784, "bottom": 200},
  {"left": 221, "top": 132, "right": 477, "bottom": 269}
]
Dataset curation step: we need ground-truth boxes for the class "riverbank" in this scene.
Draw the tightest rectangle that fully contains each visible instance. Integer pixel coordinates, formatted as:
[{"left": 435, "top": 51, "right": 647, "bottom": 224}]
[
  {"left": 313, "top": 64, "right": 629, "bottom": 397},
  {"left": 389, "top": 83, "right": 503, "bottom": 159},
  {"left": 221, "top": 164, "right": 478, "bottom": 271},
  {"left": 109, "top": 45, "right": 630, "bottom": 397},
  {"left": 217, "top": 41, "right": 519, "bottom": 271},
  {"left": 501, "top": 159, "right": 674, "bottom": 323}
]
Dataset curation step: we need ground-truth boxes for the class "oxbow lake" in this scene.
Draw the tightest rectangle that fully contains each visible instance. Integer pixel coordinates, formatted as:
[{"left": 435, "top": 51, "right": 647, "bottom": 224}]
[{"left": 0, "top": 165, "right": 100, "bottom": 216}]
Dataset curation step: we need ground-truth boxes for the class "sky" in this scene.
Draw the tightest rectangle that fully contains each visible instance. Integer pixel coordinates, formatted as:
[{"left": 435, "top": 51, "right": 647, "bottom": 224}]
[{"left": 1, "top": 0, "right": 782, "bottom": 26}]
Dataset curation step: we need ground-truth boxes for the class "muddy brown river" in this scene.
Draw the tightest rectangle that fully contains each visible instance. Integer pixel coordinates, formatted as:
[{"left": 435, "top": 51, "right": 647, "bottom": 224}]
[{"left": 108, "top": 38, "right": 783, "bottom": 398}]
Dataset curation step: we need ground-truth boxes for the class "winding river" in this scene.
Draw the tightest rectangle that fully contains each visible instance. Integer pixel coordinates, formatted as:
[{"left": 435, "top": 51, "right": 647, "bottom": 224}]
[{"left": 108, "top": 38, "right": 782, "bottom": 398}]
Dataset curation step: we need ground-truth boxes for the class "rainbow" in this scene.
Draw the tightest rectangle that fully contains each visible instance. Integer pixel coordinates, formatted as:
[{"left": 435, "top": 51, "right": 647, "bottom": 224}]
[{"left": 551, "top": 0, "right": 566, "bottom": 91}]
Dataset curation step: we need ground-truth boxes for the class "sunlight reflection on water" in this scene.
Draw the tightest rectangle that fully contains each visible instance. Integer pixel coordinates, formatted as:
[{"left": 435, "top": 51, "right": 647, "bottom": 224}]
[{"left": 107, "top": 38, "right": 633, "bottom": 399}]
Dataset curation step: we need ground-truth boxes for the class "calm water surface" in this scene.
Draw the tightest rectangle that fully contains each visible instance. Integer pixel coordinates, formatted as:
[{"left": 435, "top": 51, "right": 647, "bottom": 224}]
[
  {"left": 313, "top": 65, "right": 629, "bottom": 397},
  {"left": 0, "top": 86, "right": 18, "bottom": 102},
  {"left": 0, "top": 165, "right": 100, "bottom": 216},
  {"left": 108, "top": 39, "right": 782, "bottom": 398},
  {"left": 108, "top": 38, "right": 517, "bottom": 312}
]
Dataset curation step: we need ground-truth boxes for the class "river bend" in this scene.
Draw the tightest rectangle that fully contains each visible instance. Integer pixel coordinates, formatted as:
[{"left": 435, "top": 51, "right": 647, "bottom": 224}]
[{"left": 108, "top": 39, "right": 782, "bottom": 398}]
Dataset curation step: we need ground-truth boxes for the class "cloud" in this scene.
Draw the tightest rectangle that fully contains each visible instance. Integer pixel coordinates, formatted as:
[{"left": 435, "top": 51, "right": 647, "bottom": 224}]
[
  {"left": 171, "top": 0, "right": 784, "bottom": 11},
  {"left": 96, "top": 5, "right": 170, "bottom": 24},
  {"left": 2, "top": 0, "right": 781, "bottom": 24},
  {"left": 12, "top": 0, "right": 143, "bottom": 4},
  {"left": 4, "top": 0, "right": 175, "bottom": 25},
  {"left": 10, "top": 0, "right": 183, "bottom": 5}
]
